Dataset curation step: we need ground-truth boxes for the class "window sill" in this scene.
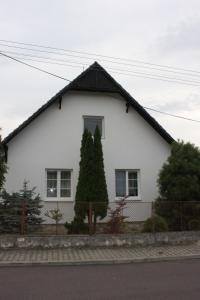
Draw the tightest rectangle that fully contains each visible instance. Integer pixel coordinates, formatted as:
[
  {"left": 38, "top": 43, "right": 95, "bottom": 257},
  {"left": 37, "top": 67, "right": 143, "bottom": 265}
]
[
  {"left": 44, "top": 198, "right": 73, "bottom": 202},
  {"left": 115, "top": 197, "right": 142, "bottom": 201}
]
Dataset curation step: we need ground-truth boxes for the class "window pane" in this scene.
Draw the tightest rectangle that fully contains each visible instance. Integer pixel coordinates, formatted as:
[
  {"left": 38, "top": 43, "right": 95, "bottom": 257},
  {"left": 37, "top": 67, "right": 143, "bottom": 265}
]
[
  {"left": 47, "top": 171, "right": 57, "bottom": 197},
  {"left": 60, "top": 180, "right": 71, "bottom": 189},
  {"left": 47, "top": 180, "right": 57, "bottom": 189},
  {"left": 47, "top": 171, "right": 57, "bottom": 180},
  {"left": 61, "top": 171, "right": 71, "bottom": 180},
  {"left": 128, "top": 180, "right": 134, "bottom": 188},
  {"left": 47, "top": 179, "right": 57, "bottom": 197},
  {"left": 47, "top": 188, "right": 57, "bottom": 197},
  {"left": 116, "top": 171, "right": 126, "bottom": 197},
  {"left": 61, "top": 189, "right": 71, "bottom": 197},
  {"left": 60, "top": 170, "right": 71, "bottom": 197},
  {"left": 128, "top": 188, "right": 138, "bottom": 196},
  {"left": 128, "top": 171, "right": 138, "bottom": 196},
  {"left": 128, "top": 180, "right": 138, "bottom": 188},
  {"left": 128, "top": 172, "right": 137, "bottom": 180},
  {"left": 84, "top": 117, "right": 102, "bottom": 135}
]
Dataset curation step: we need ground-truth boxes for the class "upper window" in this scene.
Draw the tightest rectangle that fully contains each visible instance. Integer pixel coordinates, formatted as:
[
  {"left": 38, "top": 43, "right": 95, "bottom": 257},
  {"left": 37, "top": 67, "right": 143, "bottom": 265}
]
[
  {"left": 46, "top": 170, "right": 71, "bottom": 199},
  {"left": 115, "top": 170, "right": 140, "bottom": 199},
  {"left": 83, "top": 116, "right": 103, "bottom": 136}
]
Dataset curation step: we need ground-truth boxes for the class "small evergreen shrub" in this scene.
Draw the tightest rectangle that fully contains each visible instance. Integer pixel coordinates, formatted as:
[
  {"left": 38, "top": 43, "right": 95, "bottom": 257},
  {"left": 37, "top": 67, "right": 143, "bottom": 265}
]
[
  {"left": 65, "top": 217, "right": 89, "bottom": 234},
  {"left": 0, "top": 182, "right": 43, "bottom": 234},
  {"left": 142, "top": 215, "right": 168, "bottom": 233},
  {"left": 188, "top": 219, "right": 200, "bottom": 231}
]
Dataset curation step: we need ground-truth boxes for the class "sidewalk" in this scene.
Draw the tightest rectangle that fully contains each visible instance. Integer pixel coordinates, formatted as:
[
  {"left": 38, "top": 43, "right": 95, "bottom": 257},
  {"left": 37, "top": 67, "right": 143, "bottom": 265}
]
[{"left": 1, "top": 242, "right": 200, "bottom": 266}]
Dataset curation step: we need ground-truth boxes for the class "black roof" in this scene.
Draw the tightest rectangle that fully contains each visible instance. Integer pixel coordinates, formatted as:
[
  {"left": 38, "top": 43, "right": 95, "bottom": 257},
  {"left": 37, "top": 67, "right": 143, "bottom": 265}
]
[{"left": 3, "top": 62, "right": 174, "bottom": 145}]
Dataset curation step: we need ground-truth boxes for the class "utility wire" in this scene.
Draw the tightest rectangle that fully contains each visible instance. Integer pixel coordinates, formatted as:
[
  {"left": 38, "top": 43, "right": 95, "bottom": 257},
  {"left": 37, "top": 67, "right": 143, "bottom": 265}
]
[
  {"left": 1, "top": 39, "right": 200, "bottom": 75},
  {"left": 144, "top": 107, "right": 200, "bottom": 123},
  {"left": 1, "top": 49, "right": 87, "bottom": 67},
  {"left": 2, "top": 50, "right": 200, "bottom": 87},
  {"left": 0, "top": 51, "right": 70, "bottom": 82},
  {"left": 9, "top": 56, "right": 85, "bottom": 69},
  {"left": 1, "top": 50, "right": 200, "bottom": 124},
  {"left": 1, "top": 42, "right": 200, "bottom": 78}
]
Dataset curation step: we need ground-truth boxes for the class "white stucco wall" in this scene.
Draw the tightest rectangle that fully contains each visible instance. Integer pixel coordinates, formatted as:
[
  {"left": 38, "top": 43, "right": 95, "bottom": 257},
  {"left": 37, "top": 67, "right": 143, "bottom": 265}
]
[{"left": 5, "top": 91, "right": 171, "bottom": 223}]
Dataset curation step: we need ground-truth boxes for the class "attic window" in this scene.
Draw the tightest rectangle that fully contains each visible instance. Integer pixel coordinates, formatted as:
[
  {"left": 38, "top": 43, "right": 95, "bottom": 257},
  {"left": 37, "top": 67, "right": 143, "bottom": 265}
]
[{"left": 83, "top": 116, "right": 104, "bottom": 136}]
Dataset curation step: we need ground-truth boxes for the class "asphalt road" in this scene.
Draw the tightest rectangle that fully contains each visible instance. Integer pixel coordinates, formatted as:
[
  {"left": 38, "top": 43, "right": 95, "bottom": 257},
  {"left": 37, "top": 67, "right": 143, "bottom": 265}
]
[{"left": 0, "top": 260, "right": 200, "bottom": 299}]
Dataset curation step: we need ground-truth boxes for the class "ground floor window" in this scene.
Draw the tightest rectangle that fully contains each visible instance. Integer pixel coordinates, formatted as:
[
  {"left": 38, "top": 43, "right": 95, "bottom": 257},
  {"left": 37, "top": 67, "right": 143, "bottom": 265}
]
[
  {"left": 115, "top": 170, "right": 140, "bottom": 198},
  {"left": 46, "top": 169, "right": 71, "bottom": 199}
]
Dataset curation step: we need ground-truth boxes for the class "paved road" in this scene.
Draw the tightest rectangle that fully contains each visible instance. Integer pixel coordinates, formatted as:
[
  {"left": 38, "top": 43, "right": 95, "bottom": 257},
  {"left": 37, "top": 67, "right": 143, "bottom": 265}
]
[{"left": 0, "top": 260, "right": 199, "bottom": 300}]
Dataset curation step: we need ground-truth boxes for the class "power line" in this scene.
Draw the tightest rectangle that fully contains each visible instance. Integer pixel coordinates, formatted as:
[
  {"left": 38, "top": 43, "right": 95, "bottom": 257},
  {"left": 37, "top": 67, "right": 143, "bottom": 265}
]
[
  {"left": 13, "top": 55, "right": 200, "bottom": 86},
  {"left": 1, "top": 49, "right": 88, "bottom": 67},
  {"left": 2, "top": 50, "right": 200, "bottom": 87},
  {"left": 105, "top": 67, "right": 200, "bottom": 85},
  {"left": 0, "top": 51, "right": 71, "bottom": 82},
  {"left": 1, "top": 39, "right": 200, "bottom": 76},
  {"left": 8, "top": 56, "right": 85, "bottom": 69},
  {"left": 108, "top": 70, "right": 200, "bottom": 87},
  {"left": 1, "top": 42, "right": 200, "bottom": 79},
  {"left": 144, "top": 107, "right": 200, "bottom": 123},
  {"left": 1, "top": 50, "right": 200, "bottom": 124}
]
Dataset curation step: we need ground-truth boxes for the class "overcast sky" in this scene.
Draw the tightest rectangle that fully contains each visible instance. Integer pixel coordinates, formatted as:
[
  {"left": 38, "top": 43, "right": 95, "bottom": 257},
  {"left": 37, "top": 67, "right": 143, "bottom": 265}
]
[{"left": 1, "top": 0, "right": 200, "bottom": 145}]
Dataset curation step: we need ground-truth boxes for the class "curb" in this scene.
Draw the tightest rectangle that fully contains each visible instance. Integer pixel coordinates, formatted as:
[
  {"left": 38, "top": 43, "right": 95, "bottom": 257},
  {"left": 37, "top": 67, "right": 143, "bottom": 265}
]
[{"left": 1, "top": 255, "right": 200, "bottom": 267}]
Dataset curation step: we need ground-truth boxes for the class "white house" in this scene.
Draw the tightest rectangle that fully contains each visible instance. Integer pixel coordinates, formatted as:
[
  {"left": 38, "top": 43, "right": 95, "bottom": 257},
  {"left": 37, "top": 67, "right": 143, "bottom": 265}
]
[{"left": 3, "top": 62, "right": 173, "bottom": 223}]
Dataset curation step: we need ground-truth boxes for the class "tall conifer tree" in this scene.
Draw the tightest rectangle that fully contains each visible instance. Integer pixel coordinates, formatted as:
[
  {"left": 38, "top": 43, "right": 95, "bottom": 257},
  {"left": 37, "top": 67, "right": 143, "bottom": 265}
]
[
  {"left": 93, "top": 126, "right": 108, "bottom": 221},
  {"left": 73, "top": 127, "right": 108, "bottom": 231},
  {"left": 75, "top": 129, "right": 94, "bottom": 219}
]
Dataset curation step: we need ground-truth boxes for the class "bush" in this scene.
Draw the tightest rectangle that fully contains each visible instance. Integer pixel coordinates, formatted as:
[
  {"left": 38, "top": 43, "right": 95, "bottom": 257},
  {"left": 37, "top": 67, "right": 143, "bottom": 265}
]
[
  {"left": 188, "top": 219, "right": 200, "bottom": 230},
  {"left": 142, "top": 215, "right": 168, "bottom": 233},
  {"left": 0, "top": 182, "right": 43, "bottom": 234},
  {"left": 155, "top": 200, "right": 200, "bottom": 231},
  {"left": 65, "top": 217, "right": 89, "bottom": 234},
  {"left": 106, "top": 198, "right": 127, "bottom": 234}
]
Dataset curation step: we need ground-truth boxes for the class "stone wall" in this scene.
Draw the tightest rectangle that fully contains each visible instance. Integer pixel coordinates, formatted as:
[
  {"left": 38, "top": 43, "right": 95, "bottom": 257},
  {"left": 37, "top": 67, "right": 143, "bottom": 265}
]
[{"left": 0, "top": 231, "right": 200, "bottom": 249}]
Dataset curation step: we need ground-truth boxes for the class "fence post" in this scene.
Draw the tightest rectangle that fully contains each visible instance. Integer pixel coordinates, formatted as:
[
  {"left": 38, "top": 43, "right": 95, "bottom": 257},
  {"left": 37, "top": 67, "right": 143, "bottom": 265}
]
[
  {"left": 151, "top": 202, "right": 155, "bottom": 233},
  {"left": 88, "top": 202, "right": 93, "bottom": 235},
  {"left": 180, "top": 201, "right": 183, "bottom": 231}
]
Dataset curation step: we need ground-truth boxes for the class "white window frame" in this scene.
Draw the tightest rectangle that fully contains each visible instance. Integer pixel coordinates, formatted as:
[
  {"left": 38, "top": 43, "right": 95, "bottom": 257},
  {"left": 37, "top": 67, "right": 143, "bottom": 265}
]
[
  {"left": 115, "top": 169, "right": 141, "bottom": 201},
  {"left": 45, "top": 169, "right": 73, "bottom": 202},
  {"left": 83, "top": 115, "right": 105, "bottom": 138}
]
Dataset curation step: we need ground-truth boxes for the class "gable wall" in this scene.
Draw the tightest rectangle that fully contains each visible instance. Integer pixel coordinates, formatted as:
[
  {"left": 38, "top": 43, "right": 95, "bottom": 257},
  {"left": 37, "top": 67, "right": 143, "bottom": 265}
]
[{"left": 5, "top": 91, "right": 171, "bottom": 222}]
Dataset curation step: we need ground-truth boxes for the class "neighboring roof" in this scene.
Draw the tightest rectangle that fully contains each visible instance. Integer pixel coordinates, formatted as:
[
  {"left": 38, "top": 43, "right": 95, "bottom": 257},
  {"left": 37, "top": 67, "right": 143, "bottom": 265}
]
[{"left": 3, "top": 62, "right": 174, "bottom": 145}]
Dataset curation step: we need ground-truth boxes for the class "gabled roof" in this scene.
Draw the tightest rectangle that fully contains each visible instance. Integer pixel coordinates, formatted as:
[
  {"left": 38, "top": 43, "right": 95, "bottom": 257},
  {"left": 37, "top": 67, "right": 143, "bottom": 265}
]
[{"left": 3, "top": 62, "right": 174, "bottom": 145}]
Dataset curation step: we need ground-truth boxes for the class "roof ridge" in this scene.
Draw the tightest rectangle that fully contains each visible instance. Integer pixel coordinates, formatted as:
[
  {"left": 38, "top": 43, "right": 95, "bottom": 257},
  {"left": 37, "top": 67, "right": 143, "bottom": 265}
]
[{"left": 3, "top": 61, "right": 174, "bottom": 145}]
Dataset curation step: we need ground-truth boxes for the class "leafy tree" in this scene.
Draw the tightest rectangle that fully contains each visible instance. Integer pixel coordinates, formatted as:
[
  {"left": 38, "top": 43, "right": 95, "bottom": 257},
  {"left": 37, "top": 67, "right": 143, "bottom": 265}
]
[
  {"left": 158, "top": 141, "right": 200, "bottom": 202},
  {"left": 93, "top": 126, "right": 108, "bottom": 223},
  {"left": 156, "top": 141, "right": 200, "bottom": 230},
  {"left": 0, "top": 131, "right": 7, "bottom": 191},
  {"left": 0, "top": 181, "right": 43, "bottom": 234}
]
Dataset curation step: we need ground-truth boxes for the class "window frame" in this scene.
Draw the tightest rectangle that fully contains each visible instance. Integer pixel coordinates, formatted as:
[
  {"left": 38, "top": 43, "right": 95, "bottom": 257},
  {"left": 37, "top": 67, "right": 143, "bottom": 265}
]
[
  {"left": 115, "top": 169, "right": 141, "bottom": 201},
  {"left": 83, "top": 115, "right": 105, "bottom": 138},
  {"left": 45, "top": 169, "right": 73, "bottom": 202}
]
